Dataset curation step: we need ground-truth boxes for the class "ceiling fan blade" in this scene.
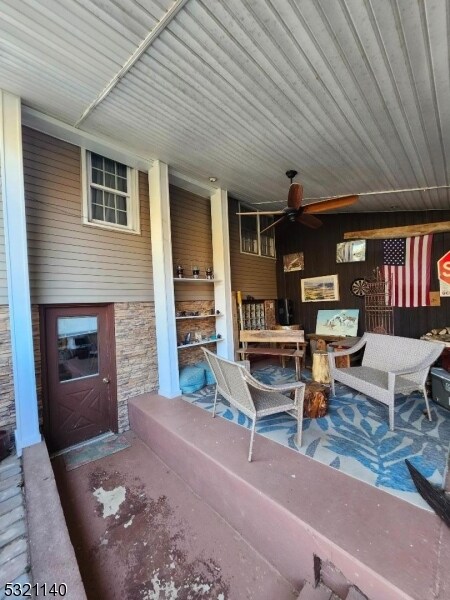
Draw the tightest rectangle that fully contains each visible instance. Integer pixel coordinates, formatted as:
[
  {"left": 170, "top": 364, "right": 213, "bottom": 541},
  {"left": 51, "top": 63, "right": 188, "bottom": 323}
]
[
  {"left": 260, "top": 215, "right": 286, "bottom": 234},
  {"left": 287, "top": 183, "right": 303, "bottom": 210},
  {"left": 296, "top": 212, "right": 323, "bottom": 229},
  {"left": 303, "top": 195, "right": 358, "bottom": 214},
  {"left": 236, "top": 210, "right": 284, "bottom": 216}
]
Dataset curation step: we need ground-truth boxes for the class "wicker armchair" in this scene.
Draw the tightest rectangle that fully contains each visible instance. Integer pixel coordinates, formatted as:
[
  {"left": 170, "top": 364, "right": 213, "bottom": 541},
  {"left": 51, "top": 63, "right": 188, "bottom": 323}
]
[
  {"left": 328, "top": 333, "right": 445, "bottom": 431},
  {"left": 203, "top": 348, "right": 305, "bottom": 461}
]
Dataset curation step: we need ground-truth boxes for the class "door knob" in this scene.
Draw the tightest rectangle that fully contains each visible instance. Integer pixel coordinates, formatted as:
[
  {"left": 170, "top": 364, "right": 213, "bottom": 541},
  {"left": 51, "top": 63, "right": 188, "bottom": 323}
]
[{"left": 102, "top": 377, "right": 110, "bottom": 384}]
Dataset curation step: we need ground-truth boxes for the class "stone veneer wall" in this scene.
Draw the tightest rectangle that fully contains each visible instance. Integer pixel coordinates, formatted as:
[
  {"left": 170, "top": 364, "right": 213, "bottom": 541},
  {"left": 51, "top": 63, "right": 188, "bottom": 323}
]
[
  {"left": 114, "top": 302, "right": 158, "bottom": 432},
  {"left": 0, "top": 305, "right": 15, "bottom": 434}
]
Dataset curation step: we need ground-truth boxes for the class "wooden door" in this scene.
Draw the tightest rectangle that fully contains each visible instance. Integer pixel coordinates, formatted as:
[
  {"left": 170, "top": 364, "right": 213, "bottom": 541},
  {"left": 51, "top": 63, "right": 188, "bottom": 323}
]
[{"left": 42, "top": 305, "right": 117, "bottom": 452}]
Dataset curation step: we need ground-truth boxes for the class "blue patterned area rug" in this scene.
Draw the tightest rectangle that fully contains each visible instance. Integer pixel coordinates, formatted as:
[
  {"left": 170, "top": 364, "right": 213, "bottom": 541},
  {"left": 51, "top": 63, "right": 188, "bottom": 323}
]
[{"left": 183, "top": 365, "right": 450, "bottom": 509}]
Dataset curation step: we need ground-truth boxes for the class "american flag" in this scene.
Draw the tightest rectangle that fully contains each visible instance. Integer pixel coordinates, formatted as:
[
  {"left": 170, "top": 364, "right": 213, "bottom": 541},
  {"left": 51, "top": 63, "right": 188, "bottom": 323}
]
[{"left": 382, "top": 235, "right": 433, "bottom": 307}]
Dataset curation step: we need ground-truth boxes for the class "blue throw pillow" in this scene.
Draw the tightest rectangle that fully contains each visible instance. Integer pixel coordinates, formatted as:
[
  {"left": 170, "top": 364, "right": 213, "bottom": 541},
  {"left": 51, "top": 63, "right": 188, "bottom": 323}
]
[
  {"left": 194, "top": 361, "right": 216, "bottom": 385},
  {"left": 179, "top": 366, "right": 205, "bottom": 394}
]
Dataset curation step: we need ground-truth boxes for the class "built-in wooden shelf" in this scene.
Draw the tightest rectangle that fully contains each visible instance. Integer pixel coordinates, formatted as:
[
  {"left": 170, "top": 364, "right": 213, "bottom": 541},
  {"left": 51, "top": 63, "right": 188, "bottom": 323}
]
[
  {"left": 173, "top": 278, "right": 221, "bottom": 283},
  {"left": 176, "top": 314, "right": 223, "bottom": 320},
  {"left": 177, "top": 338, "right": 225, "bottom": 350}
]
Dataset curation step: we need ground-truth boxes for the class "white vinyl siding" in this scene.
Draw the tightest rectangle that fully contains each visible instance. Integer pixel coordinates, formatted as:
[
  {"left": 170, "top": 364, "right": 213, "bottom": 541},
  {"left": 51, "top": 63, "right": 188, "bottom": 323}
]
[
  {"left": 23, "top": 127, "right": 153, "bottom": 304},
  {"left": 170, "top": 185, "right": 214, "bottom": 302},
  {"left": 229, "top": 198, "right": 277, "bottom": 299}
]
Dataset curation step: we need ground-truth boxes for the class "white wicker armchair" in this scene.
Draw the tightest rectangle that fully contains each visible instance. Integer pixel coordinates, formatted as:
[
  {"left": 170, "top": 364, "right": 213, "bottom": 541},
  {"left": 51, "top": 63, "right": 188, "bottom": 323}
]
[
  {"left": 328, "top": 333, "right": 445, "bottom": 430},
  {"left": 203, "top": 348, "right": 305, "bottom": 461}
]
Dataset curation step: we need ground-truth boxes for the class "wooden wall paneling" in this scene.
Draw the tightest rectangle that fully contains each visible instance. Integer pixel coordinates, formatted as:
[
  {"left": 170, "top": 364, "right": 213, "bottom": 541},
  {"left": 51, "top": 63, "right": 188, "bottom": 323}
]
[{"left": 275, "top": 210, "right": 450, "bottom": 339}]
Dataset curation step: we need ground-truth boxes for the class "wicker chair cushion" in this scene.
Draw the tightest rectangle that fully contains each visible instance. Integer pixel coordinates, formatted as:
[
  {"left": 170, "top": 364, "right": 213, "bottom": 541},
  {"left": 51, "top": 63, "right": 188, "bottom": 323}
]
[
  {"left": 179, "top": 366, "right": 205, "bottom": 394},
  {"left": 249, "top": 388, "right": 296, "bottom": 417},
  {"left": 336, "top": 366, "right": 418, "bottom": 393}
]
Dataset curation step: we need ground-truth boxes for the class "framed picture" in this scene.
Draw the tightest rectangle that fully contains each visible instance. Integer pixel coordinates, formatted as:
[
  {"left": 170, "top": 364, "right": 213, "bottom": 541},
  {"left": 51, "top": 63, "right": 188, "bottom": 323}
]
[
  {"left": 336, "top": 239, "right": 366, "bottom": 263},
  {"left": 301, "top": 274, "right": 340, "bottom": 302},
  {"left": 316, "top": 309, "right": 359, "bottom": 337},
  {"left": 283, "top": 252, "right": 304, "bottom": 272}
]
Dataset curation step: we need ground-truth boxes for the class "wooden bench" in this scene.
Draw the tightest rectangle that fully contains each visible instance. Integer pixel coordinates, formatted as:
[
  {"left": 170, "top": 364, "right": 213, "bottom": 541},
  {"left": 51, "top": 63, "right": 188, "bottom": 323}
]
[{"left": 237, "top": 330, "right": 307, "bottom": 380}]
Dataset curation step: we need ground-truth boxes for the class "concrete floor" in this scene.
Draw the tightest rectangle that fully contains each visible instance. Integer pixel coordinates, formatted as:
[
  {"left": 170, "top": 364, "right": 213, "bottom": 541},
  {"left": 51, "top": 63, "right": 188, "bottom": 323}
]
[{"left": 52, "top": 432, "right": 298, "bottom": 600}]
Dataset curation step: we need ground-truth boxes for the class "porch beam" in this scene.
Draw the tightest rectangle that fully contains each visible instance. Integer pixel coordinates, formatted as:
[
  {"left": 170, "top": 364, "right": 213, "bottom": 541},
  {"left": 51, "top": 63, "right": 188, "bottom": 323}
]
[
  {"left": 0, "top": 91, "right": 40, "bottom": 453},
  {"left": 75, "top": 0, "right": 189, "bottom": 127},
  {"left": 149, "top": 160, "right": 181, "bottom": 398},
  {"left": 210, "top": 188, "right": 234, "bottom": 359}
]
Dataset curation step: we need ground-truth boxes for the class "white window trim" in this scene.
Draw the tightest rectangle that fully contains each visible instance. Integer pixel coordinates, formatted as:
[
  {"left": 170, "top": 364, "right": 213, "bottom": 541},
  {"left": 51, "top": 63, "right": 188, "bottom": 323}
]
[
  {"left": 81, "top": 148, "right": 141, "bottom": 235},
  {"left": 238, "top": 202, "right": 277, "bottom": 260}
]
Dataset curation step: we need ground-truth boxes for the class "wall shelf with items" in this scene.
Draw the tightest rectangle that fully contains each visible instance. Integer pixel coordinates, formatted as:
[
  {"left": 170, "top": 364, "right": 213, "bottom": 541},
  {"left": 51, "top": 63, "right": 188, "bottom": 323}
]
[
  {"left": 177, "top": 338, "right": 225, "bottom": 350},
  {"left": 176, "top": 313, "right": 223, "bottom": 320},
  {"left": 173, "top": 278, "right": 221, "bottom": 283}
]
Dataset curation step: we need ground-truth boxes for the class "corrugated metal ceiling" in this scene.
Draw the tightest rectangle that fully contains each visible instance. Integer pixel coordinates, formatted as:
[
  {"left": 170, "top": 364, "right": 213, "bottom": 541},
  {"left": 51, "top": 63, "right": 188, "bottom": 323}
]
[{"left": 1, "top": 0, "right": 449, "bottom": 211}]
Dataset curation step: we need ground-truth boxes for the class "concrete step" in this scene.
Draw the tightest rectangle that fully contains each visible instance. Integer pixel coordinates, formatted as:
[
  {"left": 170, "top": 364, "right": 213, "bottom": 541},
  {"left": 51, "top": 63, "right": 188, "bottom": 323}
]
[
  {"left": 0, "top": 537, "right": 27, "bottom": 566},
  {"left": 0, "top": 519, "right": 26, "bottom": 550},
  {"left": 0, "top": 466, "right": 20, "bottom": 482},
  {"left": 298, "top": 582, "right": 333, "bottom": 600},
  {"left": 0, "top": 551, "right": 29, "bottom": 589},
  {"left": 129, "top": 393, "right": 435, "bottom": 600},
  {"left": 0, "top": 475, "right": 22, "bottom": 494},
  {"left": 0, "top": 456, "right": 19, "bottom": 474},
  {"left": 0, "top": 573, "right": 31, "bottom": 600},
  {"left": 0, "top": 507, "right": 24, "bottom": 532},
  {"left": 0, "top": 494, "right": 22, "bottom": 518}
]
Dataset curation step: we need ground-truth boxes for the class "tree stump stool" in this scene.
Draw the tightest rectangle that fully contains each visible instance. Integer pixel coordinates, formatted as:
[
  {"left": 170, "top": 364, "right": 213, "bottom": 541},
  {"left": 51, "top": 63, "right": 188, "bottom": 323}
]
[
  {"left": 312, "top": 351, "right": 330, "bottom": 384},
  {"left": 304, "top": 382, "right": 329, "bottom": 418}
]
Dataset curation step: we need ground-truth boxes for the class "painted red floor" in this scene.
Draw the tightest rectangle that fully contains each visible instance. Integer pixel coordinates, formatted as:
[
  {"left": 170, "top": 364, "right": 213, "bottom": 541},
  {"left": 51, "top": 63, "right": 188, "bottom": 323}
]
[{"left": 52, "top": 432, "right": 298, "bottom": 600}]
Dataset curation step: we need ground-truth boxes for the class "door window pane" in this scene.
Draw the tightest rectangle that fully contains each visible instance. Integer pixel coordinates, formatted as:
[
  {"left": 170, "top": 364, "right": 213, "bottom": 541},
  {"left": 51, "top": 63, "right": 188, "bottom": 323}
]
[{"left": 57, "top": 316, "right": 98, "bottom": 382}]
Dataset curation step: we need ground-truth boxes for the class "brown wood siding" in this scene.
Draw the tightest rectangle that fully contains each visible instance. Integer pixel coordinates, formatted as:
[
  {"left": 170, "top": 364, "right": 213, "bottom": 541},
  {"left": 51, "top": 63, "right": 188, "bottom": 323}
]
[
  {"left": 23, "top": 128, "right": 153, "bottom": 303},
  {"left": 0, "top": 168, "right": 7, "bottom": 304},
  {"left": 170, "top": 185, "right": 214, "bottom": 302},
  {"left": 229, "top": 198, "right": 277, "bottom": 299},
  {"left": 276, "top": 210, "right": 450, "bottom": 339}
]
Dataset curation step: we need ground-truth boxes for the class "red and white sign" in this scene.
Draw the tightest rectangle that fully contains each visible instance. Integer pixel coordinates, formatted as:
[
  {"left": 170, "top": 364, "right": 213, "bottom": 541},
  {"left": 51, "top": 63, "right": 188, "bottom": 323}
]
[{"left": 438, "top": 251, "right": 450, "bottom": 285}]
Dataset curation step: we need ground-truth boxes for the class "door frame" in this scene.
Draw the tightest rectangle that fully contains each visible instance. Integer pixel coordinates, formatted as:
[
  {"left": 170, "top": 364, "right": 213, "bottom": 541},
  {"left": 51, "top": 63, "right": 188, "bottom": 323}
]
[{"left": 40, "top": 303, "right": 118, "bottom": 445}]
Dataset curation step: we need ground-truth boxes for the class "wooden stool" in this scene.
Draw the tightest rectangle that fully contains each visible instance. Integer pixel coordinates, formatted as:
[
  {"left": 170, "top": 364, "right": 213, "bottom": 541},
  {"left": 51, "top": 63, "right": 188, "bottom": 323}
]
[
  {"left": 312, "top": 351, "right": 330, "bottom": 384},
  {"left": 304, "top": 382, "right": 329, "bottom": 418}
]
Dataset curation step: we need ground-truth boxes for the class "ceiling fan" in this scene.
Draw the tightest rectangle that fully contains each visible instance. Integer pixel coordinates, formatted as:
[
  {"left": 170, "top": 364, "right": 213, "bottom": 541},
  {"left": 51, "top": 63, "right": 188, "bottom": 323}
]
[{"left": 238, "top": 170, "right": 359, "bottom": 234}]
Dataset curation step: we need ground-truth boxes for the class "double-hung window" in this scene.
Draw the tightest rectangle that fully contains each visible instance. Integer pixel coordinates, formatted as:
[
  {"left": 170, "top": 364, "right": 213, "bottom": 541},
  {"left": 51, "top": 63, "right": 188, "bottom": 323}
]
[
  {"left": 239, "top": 204, "right": 276, "bottom": 258},
  {"left": 82, "top": 150, "right": 140, "bottom": 234}
]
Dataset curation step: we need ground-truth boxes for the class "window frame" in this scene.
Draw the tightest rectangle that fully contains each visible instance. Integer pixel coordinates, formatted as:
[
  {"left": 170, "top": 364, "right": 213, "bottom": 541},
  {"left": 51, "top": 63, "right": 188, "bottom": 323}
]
[
  {"left": 81, "top": 149, "right": 140, "bottom": 235},
  {"left": 238, "top": 202, "right": 277, "bottom": 260}
]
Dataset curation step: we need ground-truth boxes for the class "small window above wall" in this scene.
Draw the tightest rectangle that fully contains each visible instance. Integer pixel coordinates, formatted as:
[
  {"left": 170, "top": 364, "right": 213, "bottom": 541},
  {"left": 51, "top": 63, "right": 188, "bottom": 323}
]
[
  {"left": 82, "top": 150, "right": 140, "bottom": 234},
  {"left": 239, "top": 204, "right": 276, "bottom": 259}
]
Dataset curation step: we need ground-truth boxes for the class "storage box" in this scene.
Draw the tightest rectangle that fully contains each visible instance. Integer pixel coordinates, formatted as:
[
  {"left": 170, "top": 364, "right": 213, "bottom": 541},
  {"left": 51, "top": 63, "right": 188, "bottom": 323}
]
[{"left": 431, "top": 368, "right": 450, "bottom": 411}]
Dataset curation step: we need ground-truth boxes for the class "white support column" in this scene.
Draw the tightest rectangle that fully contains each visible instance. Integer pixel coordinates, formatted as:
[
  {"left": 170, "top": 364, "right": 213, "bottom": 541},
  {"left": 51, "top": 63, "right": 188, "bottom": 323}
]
[
  {"left": 210, "top": 188, "right": 234, "bottom": 359},
  {"left": 149, "top": 160, "right": 181, "bottom": 397},
  {"left": 0, "top": 91, "right": 40, "bottom": 453}
]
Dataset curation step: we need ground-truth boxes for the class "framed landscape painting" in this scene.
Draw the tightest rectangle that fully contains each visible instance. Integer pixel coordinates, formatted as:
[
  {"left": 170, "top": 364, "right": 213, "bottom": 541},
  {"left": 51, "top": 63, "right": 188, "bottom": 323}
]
[{"left": 301, "top": 274, "right": 340, "bottom": 302}]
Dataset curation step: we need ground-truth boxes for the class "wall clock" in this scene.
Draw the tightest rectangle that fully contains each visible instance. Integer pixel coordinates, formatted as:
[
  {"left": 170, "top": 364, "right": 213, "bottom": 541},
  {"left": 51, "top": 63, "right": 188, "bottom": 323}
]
[{"left": 350, "top": 278, "right": 369, "bottom": 297}]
